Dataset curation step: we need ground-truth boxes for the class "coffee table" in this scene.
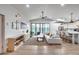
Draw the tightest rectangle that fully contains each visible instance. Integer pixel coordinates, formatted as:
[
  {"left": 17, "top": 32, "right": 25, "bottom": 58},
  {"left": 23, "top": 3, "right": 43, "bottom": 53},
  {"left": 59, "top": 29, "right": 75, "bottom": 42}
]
[{"left": 36, "top": 35, "right": 44, "bottom": 42}]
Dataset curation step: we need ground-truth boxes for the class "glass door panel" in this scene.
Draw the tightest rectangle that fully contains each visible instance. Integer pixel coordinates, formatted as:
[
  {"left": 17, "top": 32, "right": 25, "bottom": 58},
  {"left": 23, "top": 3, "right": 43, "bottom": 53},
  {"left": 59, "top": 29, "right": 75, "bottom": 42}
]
[
  {"left": 36, "top": 24, "right": 40, "bottom": 35},
  {"left": 31, "top": 24, "right": 35, "bottom": 36},
  {"left": 42, "top": 24, "right": 49, "bottom": 34},
  {"left": 42, "top": 24, "right": 45, "bottom": 34},
  {"left": 40, "top": 24, "right": 42, "bottom": 33},
  {"left": 45, "top": 24, "right": 49, "bottom": 33},
  {"left": 31, "top": 23, "right": 49, "bottom": 36}
]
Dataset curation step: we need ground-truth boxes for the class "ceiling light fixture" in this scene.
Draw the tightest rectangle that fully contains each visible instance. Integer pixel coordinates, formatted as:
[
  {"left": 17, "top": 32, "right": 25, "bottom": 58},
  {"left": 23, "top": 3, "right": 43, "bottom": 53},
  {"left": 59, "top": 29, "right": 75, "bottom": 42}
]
[
  {"left": 60, "top": 4, "right": 65, "bottom": 7},
  {"left": 26, "top": 4, "right": 30, "bottom": 8}
]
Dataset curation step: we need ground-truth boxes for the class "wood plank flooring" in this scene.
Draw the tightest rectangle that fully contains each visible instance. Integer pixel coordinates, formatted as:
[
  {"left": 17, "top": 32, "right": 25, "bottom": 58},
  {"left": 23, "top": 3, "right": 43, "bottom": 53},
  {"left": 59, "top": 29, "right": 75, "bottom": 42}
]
[{"left": 6, "top": 37, "right": 79, "bottom": 55}]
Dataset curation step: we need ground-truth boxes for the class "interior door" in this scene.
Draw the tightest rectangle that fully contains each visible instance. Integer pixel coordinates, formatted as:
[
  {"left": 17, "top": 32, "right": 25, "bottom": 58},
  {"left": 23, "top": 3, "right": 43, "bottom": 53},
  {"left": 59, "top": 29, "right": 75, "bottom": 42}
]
[{"left": 0, "top": 14, "right": 5, "bottom": 54}]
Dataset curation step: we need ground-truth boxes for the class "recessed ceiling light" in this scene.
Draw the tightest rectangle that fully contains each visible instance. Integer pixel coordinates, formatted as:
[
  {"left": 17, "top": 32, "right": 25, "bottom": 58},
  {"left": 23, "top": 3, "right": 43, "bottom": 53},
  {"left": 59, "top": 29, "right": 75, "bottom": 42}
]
[
  {"left": 26, "top": 4, "right": 30, "bottom": 8},
  {"left": 60, "top": 4, "right": 65, "bottom": 7}
]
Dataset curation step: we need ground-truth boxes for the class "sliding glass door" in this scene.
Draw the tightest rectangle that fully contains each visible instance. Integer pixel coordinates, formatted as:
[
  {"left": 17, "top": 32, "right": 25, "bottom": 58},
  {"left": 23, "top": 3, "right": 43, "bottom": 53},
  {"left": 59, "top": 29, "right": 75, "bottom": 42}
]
[
  {"left": 43, "top": 24, "right": 49, "bottom": 33},
  {"left": 31, "top": 24, "right": 36, "bottom": 35},
  {"left": 31, "top": 23, "right": 49, "bottom": 36},
  {"left": 36, "top": 24, "right": 40, "bottom": 34}
]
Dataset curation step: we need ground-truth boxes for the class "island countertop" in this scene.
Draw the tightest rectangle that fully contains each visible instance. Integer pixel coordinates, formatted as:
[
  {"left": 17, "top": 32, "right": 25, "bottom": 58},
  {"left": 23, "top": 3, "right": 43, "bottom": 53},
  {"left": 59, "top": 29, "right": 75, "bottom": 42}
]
[{"left": 67, "top": 30, "right": 79, "bottom": 34}]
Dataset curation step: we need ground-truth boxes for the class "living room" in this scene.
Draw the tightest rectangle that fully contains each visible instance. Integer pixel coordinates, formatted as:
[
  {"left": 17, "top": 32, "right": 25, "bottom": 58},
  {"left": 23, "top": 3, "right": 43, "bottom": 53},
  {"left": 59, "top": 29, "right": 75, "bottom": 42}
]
[{"left": 1, "top": 4, "right": 79, "bottom": 55}]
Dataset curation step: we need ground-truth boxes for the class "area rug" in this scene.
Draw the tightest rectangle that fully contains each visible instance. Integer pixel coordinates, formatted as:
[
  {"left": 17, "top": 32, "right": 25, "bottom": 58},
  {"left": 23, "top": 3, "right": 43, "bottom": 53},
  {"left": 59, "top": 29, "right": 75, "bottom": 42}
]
[{"left": 24, "top": 37, "right": 48, "bottom": 45}]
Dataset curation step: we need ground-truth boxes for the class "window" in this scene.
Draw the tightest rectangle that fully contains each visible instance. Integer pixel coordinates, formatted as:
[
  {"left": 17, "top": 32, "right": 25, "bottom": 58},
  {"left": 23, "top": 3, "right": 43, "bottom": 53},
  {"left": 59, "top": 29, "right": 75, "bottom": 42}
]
[{"left": 31, "top": 23, "right": 49, "bottom": 36}]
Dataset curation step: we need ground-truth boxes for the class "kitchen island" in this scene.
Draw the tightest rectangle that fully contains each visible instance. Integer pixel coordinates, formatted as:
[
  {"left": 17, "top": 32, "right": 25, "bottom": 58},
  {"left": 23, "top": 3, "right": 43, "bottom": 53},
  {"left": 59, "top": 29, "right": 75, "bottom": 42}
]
[{"left": 67, "top": 30, "right": 79, "bottom": 44}]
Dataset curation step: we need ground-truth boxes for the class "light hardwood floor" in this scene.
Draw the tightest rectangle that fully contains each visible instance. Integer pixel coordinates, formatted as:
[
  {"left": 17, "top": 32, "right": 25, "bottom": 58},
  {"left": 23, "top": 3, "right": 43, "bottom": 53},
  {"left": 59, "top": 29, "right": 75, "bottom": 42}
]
[{"left": 6, "top": 37, "right": 79, "bottom": 55}]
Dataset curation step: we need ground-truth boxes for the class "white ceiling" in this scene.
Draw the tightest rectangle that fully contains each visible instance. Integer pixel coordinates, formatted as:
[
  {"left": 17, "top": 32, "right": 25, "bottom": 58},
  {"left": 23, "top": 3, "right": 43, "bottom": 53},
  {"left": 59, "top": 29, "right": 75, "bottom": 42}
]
[{"left": 11, "top": 4, "right": 79, "bottom": 21}]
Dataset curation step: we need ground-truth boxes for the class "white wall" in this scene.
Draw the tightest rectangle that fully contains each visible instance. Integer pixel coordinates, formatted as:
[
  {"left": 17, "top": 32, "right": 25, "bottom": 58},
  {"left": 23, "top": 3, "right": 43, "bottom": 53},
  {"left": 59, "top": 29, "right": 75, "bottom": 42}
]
[
  {"left": 0, "top": 5, "right": 30, "bottom": 50},
  {"left": 0, "top": 5, "right": 29, "bottom": 36},
  {"left": 50, "top": 22, "right": 61, "bottom": 34}
]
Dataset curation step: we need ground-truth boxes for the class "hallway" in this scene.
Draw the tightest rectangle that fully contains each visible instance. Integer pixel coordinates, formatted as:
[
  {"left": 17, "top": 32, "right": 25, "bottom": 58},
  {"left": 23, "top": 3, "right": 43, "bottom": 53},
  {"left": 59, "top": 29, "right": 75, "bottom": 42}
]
[{"left": 7, "top": 38, "right": 79, "bottom": 55}]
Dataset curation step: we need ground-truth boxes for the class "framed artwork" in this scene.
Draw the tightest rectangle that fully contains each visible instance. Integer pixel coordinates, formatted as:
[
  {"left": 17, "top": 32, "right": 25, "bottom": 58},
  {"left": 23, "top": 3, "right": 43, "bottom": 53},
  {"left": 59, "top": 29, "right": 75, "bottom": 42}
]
[
  {"left": 20, "top": 22, "right": 27, "bottom": 29},
  {"left": 11, "top": 20, "right": 19, "bottom": 30}
]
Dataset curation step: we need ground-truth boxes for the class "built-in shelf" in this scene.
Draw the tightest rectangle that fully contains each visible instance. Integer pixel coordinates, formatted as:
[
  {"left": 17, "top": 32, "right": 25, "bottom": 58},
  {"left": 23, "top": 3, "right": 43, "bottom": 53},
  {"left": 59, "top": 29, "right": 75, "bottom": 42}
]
[{"left": 7, "top": 34, "right": 24, "bottom": 52}]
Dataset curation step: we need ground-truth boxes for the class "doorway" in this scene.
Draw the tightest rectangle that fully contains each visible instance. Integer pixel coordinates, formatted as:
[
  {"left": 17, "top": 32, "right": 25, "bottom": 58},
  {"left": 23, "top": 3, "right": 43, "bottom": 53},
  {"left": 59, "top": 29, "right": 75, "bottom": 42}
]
[{"left": 0, "top": 14, "right": 5, "bottom": 54}]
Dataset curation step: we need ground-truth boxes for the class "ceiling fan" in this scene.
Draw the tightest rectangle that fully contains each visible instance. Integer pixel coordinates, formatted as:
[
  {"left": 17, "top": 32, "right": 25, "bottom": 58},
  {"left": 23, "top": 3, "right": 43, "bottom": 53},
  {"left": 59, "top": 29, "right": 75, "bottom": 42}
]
[
  {"left": 41, "top": 11, "right": 45, "bottom": 19},
  {"left": 67, "top": 12, "right": 79, "bottom": 23},
  {"left": 69, "top": 12, "right": 74, "bottom": 23},
  {"left": 56, "top": 12, "right": 79, "bottom": 24}
]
